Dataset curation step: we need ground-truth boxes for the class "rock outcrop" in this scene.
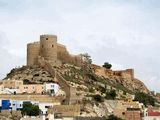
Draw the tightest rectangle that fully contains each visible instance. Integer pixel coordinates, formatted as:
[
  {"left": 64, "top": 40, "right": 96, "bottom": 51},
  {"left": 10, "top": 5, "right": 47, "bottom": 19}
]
[
  {"left": 4, "top": 66, "right": 54, "bottom": 84},
  {"left": 92, "top": 64, "right": 149, "bottom": 94}
]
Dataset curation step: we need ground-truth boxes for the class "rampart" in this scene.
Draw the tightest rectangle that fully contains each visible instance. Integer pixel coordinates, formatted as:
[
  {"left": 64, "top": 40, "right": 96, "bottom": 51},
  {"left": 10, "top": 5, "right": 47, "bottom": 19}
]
[
  {"left": 92, "top": 64, "right": 134, "bottom": 80},
  {"left": 38, "top": 57, "right": 80, "bottom": 105},
  {"left": 48, "top": 105, "right": 80, "bottom": 117},
  {"left": 27, "top": 34, "right": 83, "bottom": 105},
  {"left": 27, "top": 42, "right": 40, "bottom": 66},
  {"left": 27, "top": 34, "right": 82, "bottom": 67},
  {"left": 0, "top": 94, "right": 60, "bottom": 104}
]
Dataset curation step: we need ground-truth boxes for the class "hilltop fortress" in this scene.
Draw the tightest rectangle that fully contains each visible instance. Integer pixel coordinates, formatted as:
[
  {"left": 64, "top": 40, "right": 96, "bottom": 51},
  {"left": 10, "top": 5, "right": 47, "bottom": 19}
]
[
  {"left": 27, "top": 34, "right": 81, "bottom": 104},
  {"left": 26, "top": 34, "right": 149, "bottom": 104},
  {"left": 27, "top": 34, "right": 81, "bottom": 66}
]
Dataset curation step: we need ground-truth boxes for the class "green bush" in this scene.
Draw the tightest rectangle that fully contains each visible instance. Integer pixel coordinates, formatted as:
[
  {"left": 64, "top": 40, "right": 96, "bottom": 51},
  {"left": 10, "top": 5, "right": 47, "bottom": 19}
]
[
  {"left": 99, "top": 86, "right": 106, "bottom": 94},
  {"left": 93, "top": 94, "right": 104, "bottom": 102},
  {"left": 106, "top": 115, "right": 123, "bottom": 120},
  {"left": 89, "top": 87, "right": 95, "bottom": 93},
  {"left": 134, "top": 92, "right": 156, "bottom": 106},
  {"left": 21, "top": 103, "right": 41, "bottom": 116},
  {"left": 103, "top": 62, "right": 112, "bottom": 69},
  {"left": 105, "top": 90, "right": 117, "bottom": 100}
]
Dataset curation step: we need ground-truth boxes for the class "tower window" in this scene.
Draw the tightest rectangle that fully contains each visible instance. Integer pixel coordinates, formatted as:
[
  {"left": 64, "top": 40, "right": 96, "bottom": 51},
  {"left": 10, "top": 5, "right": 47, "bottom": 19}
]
[{"left": 46, "top": 38, "right": 48, "bottom": 40}]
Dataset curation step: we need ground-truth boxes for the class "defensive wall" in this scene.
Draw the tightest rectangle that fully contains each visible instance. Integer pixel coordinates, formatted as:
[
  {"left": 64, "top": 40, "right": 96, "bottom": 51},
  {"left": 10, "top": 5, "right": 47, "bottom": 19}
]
[
  {"left": 0, "top": 94, "right": 60, "bottom": 104},
  {"left": 27, "top": 34, "right": 82, "bottom": 105},
  {"left": 27, "top": 34, "right": 82, "bottom": 67},
  {"left": 48, "top": 105, "right": 80, "bottom": 117},
  {"left": 38, "top": 57, "right": 80, "bottom": 105},
  {"left": 92, "top": 64, "right": 134, "bottom": 80}
]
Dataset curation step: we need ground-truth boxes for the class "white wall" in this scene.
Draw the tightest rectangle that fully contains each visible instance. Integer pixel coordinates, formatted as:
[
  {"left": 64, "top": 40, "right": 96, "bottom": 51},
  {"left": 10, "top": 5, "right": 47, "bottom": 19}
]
[
  {"left": 143, "top": 116, "right": 160, "bottom": 120},
  {"left": 44, "top": 83, "right": 59, "bottom": 94},
  {"left": 39, "top": 103, "right": 54, "bottom": 115}
]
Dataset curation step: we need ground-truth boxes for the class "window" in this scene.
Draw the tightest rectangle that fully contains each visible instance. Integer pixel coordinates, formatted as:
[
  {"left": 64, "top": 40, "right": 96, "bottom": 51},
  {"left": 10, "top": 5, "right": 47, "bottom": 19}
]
[
  {"left": 46, "top": 38, "right": 48, "bottom": 40},
  {"left": 52, "top": 45, "right": 54, "bottom": 48},
  {"left": 45, "top": 106, "right": 50, "bottom": 108},
  {"left": 122, "top": 112, "right": 125, "bottom": 115},
  {"left": 42, "top": 45, "right": 43, "bottom": 48}
]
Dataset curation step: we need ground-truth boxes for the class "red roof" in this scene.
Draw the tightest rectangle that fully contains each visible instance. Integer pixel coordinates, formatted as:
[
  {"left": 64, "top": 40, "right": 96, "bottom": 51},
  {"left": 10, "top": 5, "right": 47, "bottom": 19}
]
[{"left": 148, "top": 112, "right": 160, "bottom": 116}]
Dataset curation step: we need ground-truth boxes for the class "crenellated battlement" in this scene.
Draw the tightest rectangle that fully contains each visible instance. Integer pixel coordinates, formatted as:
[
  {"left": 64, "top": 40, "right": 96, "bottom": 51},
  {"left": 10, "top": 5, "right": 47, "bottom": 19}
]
[{"left": 27, "top": 34, "right": 82, "bottom": 67}]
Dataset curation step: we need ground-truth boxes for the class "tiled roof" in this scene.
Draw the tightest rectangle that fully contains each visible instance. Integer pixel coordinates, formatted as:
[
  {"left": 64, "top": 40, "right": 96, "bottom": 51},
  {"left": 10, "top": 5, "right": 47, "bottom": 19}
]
[{"left": 148, "top": 112, "right": 160, "bottom": 116}]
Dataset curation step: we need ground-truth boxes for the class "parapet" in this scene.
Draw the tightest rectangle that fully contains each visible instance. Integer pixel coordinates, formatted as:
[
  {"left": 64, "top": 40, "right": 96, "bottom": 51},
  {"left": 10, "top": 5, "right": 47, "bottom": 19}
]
[
  {"left": 40, "top": 34, "right": 57, "bottom": 39},
  {"left": 113, "top": 69, "right": 134, "bottom": 79},
  {"left": 27, "top": 41, "right": 40, "bottom": 45}
]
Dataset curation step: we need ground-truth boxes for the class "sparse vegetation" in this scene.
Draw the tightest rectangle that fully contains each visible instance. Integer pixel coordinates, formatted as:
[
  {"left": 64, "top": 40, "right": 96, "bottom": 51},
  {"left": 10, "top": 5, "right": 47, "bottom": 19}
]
[
  {"left": 80, "top": 53, "right": 92, "bottom": 64},
  {"left": 105, "top": 90, "right": 117, "bottom": 100},
  {"left": 21, "top": 103, "right": 41, "bottom": 116},
  {"left": 93, "top": 94, "right": 104, "bottom": 102},
  {"left": 134, "top": 92, "right": 156, "bottom": 106},
  {"left": 106, "top": 115, "right": 123, "bottom": 120},
  {"left": 103, "top": 62, "right": 112, "bottom": 69}
]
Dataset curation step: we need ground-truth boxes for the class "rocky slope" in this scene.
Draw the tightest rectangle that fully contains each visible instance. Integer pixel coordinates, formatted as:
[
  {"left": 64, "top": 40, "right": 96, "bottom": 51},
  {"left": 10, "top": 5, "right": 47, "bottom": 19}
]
[
  {"left": 3, "top": 66, "right": 55, "bottom": 84},
  {"left": 4, "top": 64, "right": 149, "bottom": 95},
  {"left": 3, "top": 63, "right": 151, "bottom": 117}
]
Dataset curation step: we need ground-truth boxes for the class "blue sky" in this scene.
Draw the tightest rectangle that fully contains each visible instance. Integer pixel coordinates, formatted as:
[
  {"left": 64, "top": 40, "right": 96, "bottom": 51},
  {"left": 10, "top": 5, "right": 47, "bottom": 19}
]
[{"left": 0, "top": 0, "right": 160, "bottom": 92}]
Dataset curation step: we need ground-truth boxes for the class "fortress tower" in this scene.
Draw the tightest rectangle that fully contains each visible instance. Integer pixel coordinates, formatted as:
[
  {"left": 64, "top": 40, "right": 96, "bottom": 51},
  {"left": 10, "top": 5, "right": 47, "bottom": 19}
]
[
  {"left": 27, "top": 34, "right": 82, "bottom": 67},
  {"left": 27, "top": 42, "right": 40, "bottom": 66},
  {"left": 40, "top": 35, "right": 57, "bottom": 65}
]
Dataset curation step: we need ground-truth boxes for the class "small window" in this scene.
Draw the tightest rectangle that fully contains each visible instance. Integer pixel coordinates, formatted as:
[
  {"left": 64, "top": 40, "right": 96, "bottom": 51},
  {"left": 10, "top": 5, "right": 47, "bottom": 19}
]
[
  {"left": 52, "top": 45, "right": 54, "bottom": 48},
  {"left": 46, "top": 38, "right": 48, "bottom": 40},
  {"left": 45, "top": 106, "right": 50, "bottom": 108},
  {"left": 122, "top": 112, "right": 125, "bottom": 115},
  {"left": 42, "top": 45, "right": 43, "bottom": 48}
]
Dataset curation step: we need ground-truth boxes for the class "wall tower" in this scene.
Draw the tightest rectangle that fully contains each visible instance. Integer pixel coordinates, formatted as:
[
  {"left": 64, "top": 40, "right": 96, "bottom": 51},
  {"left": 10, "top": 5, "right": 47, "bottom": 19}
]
[
  {"left": 40, "top": 35, "right": 57, "bottom": 65},
  {"left": 27, "top": 42, "right": 40, "bottom": 66}
]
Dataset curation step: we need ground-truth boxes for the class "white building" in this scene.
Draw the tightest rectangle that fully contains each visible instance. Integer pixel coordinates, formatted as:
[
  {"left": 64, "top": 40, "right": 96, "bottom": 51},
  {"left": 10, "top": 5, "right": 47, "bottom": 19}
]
[
  {"left": 143, "top": 108, "right": 160, "bottom": 120},
  {"left": 10, "top": 100, "right": 23, "bottom": 110},
  {"left": 38, "top": 103, "right": 54, "bottom": 115},
  {"left": 44, "top": 83, "right": 59, "bottom": 96}
]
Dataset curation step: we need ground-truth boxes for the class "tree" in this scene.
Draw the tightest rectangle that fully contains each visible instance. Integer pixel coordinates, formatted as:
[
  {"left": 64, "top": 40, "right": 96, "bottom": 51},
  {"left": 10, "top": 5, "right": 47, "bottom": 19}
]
[
  {"left": 105, "top": 90, "right": 117, "bottom": 100},
  {"left": 134, "top": 92, "right": 156, "bottom": 106},
  {"left": 21, "top": 103, "right": 41, "bottom": 116},
  {"left": 103, "top": 62, "right": 112, "bottom": 69},
  {"left": 80, "top": 53, "right": 92, "bottom": 64},
  {"left": 93, "top": 94, "right": 104, "bottom": 102},
  {"left": 106, "top": 115, "right": 123, "bottom": 120}
]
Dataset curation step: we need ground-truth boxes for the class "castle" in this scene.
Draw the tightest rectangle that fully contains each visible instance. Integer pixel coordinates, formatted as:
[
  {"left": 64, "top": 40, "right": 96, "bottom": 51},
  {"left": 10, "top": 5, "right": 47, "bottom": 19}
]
[
  {"left": 27, "top": 34, "right": 81, "bottom": 104},
  {"left": 27, "top": 34, "right": 81, "bottom": 66}
]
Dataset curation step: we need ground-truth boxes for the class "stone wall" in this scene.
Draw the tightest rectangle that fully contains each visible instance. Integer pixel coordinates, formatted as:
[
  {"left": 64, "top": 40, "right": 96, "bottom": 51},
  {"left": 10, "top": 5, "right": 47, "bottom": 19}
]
[
  {"left": 27, "top": 34, "right": 82, "bottom": 67},
  {"left": 40, "top": 35, "right": 57, "bottom": 65},
  {"left": 92, "top": 64, "right": 134, "bottom": 81},
  {"left": 48, "top": 105, "right": 80, "bottom": 117},
  {"left": 0, "top": 95, "right": 60, "bottom": 104},
  {"left": 27, "top": 42, "right": 40, "bottom": 66},
  {"left": 38, "top": 58, "right": 80, "bottom": 105}
]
